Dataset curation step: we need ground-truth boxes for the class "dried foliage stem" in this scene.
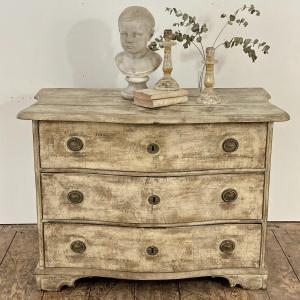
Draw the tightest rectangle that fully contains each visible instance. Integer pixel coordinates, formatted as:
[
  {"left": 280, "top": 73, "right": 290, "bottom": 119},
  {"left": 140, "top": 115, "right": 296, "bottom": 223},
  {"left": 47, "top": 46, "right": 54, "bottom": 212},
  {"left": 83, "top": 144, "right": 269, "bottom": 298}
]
[
  {"left": 212, "top": 22, "right": 228, "bottom": 47},
  {"left": 199, "top": 64, "right": 206, "bottom": 90},
  {"left": 148, "top": 4, "right": 270, "bottom": 89},
  {"left": 192, "top": 41, "right": 205, "bottom": 59}
]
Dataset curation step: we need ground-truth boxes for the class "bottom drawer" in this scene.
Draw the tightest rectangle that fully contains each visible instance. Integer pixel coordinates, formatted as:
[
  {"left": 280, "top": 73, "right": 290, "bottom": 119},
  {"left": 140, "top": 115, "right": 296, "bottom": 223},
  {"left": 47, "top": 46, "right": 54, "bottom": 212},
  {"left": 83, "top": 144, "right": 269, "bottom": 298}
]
[{"left": 44, "top": 223, "right": 261, "bottom": 272}]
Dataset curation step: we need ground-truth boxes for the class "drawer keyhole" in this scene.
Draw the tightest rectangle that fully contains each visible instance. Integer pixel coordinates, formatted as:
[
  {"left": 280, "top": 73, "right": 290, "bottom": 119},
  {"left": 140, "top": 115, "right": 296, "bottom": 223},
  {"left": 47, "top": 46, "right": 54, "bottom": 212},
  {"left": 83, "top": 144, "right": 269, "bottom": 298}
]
[
  {"left": 147, "top": 143, "right": 159, "bottom": 154},
  {"left": 148, "top": 195, "right": 160, "bottom": 205},
  {"left": 146, "top": 246, "right": 159, "bottom": 256}
]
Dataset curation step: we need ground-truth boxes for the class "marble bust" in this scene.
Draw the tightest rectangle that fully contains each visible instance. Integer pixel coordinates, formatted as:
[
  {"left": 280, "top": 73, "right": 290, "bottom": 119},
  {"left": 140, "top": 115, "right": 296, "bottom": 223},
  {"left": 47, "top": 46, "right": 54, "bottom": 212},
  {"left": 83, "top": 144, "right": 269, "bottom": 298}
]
[{"left": 115, "top": 6, "right": 162, "bottom": 99}]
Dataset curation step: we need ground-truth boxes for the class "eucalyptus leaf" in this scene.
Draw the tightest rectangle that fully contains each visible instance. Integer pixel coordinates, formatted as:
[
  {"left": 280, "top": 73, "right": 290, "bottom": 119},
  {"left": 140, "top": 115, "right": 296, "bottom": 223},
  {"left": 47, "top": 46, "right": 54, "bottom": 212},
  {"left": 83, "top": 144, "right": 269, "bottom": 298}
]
[
  {"left": 152, "top": 5, "right": 270, "bottom": 64},
  {"left": 196, "top": 36, "right": 202, "bottom": 42},
  {"left": 229, "top": 15, "right": 236, "bottom": 21},
  {"left": 244, "top": 39, "right": 252, "bottom": 46},
  {"left": 192, "top": 23, "right": 200, "bottom": 32},
  {"left": 259, "top": 42, "right": 266, "bottom": 48}
]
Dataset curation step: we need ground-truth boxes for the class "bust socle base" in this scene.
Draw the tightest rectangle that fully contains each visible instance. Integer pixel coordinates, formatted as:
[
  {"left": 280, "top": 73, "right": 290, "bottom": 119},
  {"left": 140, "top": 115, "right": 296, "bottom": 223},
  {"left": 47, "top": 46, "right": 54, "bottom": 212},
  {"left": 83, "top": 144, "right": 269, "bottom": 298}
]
[
  {"left": 122, "top": 75, "right": 149, "bottom": 100},
  {"left": 17, "top": 87, "right": 289, "bottom": 291}
]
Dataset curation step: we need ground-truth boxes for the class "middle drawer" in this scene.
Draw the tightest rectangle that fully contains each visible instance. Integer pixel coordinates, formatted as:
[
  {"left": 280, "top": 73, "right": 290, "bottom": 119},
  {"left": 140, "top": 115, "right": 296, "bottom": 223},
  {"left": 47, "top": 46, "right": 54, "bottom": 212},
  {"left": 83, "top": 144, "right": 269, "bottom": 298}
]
[{"left": 41, "top": 173, "right": 264, "bottom": 223}]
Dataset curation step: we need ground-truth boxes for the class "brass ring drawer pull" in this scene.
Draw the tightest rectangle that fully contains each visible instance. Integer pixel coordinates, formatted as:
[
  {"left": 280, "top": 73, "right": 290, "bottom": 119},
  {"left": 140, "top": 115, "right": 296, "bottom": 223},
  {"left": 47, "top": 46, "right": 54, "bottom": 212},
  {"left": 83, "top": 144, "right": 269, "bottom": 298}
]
[
  {"left": 70, "top": 241, "right": 86, "bottom": 253},
  {"left": 146, "top": 246, "right": 159, "bottom": 256},
  {"left": 147, "top": 143, "right": 159, "bottom": 154},
  {"left": 222, "top": 138, "right": 239, "bottom": 153},
  {"left": 222, "top": 189, "right": 238, "bottom": 202},
  {"left": 148, "top": 195, "right": 160, "bottom": 205},
  {"left": 220, "top": 240, "right": 235, "bottom": 253},
  {"left": 67, "top": 190, "right": 84, "bottom": 204},
  {"left": 67, "top": 137, "right": 84, "bottom": 152}
]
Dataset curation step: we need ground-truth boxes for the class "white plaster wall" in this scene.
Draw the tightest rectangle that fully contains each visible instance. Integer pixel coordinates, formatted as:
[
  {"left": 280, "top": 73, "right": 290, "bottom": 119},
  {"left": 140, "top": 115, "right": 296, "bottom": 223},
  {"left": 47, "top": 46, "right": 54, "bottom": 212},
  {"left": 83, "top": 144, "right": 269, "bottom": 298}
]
[{"left": 0, "top": 0, "right": 298, "bottom": 223}]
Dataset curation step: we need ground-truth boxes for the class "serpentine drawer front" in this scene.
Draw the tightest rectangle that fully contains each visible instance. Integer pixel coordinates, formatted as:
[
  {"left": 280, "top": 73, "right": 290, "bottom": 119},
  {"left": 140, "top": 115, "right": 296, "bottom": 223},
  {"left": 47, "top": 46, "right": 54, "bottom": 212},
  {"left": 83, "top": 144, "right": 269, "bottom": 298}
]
[
  {"left": 44, "top": 223, "right": 261, "bottom": 272},
  {"left": 41, "top": 172, "right": 264, "bottom": 223},
  {"left": 39, "top": 121, "right": 267, "bottom": 171},
  {"left": 17, "top": 88, "right": 289, "bottom": 291}
]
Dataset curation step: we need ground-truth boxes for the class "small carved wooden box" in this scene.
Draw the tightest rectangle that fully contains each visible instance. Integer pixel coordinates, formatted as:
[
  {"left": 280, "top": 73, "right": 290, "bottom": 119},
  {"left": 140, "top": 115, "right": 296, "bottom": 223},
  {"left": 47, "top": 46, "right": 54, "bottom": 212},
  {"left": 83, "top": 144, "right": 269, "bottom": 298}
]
[{"left": 17, "top": 88, "right": 289, "bottom": 291}]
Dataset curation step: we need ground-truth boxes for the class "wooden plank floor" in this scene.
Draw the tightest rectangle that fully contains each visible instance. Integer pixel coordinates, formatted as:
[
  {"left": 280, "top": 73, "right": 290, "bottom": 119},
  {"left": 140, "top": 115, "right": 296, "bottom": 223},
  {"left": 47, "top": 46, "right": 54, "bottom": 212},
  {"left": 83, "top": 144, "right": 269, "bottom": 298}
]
[{"left": 0, "top": 223, "right": 299, "bottom": 300}]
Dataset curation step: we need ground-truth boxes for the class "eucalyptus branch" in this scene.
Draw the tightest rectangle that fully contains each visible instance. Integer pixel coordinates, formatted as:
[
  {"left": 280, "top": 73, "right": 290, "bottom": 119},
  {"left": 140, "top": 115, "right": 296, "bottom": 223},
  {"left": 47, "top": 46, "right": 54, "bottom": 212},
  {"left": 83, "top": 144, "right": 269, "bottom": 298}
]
[
  {"left": 192, "top": 41, "right": 205, "bottom": 59},
  {"left": 214, "top": 41, "right": 225, "bottom": 50},
  {"left": 199, "top": 39, "right": 206, "bottom": 58},
  {"left": 213, "top": 4, "right": 260, "bottom": 47},
  {"left": 198, "top": 63, "right": 205, "bottom": 90},
  {"left": 212, "top": 23, "right": 228, "bottom": 47},
  {"left": 223, "top": 37, "right": 270, "bottom": 62},
  {"left": 149, "top": 5, "right": 270, "bottom": 64},
  {"left": 149, "top": 8, "right": 208, "bottom": 58}
]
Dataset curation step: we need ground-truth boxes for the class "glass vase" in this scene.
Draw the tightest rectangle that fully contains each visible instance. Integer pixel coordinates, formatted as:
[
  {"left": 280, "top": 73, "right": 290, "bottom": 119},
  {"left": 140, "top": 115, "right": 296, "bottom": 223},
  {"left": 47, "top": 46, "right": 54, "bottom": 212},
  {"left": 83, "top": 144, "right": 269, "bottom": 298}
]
[{"left": 197, "top": 47, "right": 221, "bottom": 104}]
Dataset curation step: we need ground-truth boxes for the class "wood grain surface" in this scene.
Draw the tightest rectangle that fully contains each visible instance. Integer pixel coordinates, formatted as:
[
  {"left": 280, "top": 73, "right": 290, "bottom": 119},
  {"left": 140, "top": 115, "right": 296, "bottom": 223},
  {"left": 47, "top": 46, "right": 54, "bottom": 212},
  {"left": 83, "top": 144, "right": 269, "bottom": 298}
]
[
  {"left": 15, "top": 87, "right": 291, "bottom": 295},
  {"left": 0, "top": 224, "right": 299, "bottom": 299},
  {"left": 39, "top": 122, "right": 267, "bottom": 171},
  {"left": 0, "top": 227, "right": 43, "bottom": 300},
  {"left": 17, "top": 88, "right": 290, "bottom": 124},
  {"left": 43, "top": 223, "right": 261, "bottom": 272},
  {"left": 272, "top": 227, "right": 300, "bottom": 281},
  {"left": 41, "top": 172, "right": 264, "bottom": 223},
  {"left": 265, "top": 230, "right": 300, "bottom": 299}
]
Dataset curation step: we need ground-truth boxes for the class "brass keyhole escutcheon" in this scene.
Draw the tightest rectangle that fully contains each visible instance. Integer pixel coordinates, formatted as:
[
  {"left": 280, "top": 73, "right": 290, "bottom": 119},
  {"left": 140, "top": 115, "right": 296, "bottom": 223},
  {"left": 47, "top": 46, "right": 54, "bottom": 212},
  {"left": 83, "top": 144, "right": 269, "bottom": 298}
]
[
  {"left": 222, "top": 189, "right": 238, "bottom": 203},
  {"left": 70, "top": 240, "right": 86, "bottom": 253},
  {"left": 220, "top": 240, "right": 235, "bottom": 254},
  {"left": 222, "top": 138, "right": 239, "bottom": 153},
  {"left": 146, "top": 246, "right": 159, "bottom": 256},
  {"left": 148, "top": 195, "right": 160, "bottom": 205},
  {"left": 147, "top": 143, "right": 159, "bottom": 154},
  {"left": 67, "top": 190, "right": 84, "bottom": 204},
  {"left": 67, "top": 137, "right": 84, "bottom": 152}
]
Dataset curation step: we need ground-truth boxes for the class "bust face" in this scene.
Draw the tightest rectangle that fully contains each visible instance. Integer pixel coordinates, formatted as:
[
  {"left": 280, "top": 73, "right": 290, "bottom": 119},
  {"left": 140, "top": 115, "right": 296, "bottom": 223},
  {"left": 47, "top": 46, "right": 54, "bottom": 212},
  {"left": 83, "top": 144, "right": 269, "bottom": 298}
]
[{"left": 119, "top": 21, "right": 151, "bottom": 55}]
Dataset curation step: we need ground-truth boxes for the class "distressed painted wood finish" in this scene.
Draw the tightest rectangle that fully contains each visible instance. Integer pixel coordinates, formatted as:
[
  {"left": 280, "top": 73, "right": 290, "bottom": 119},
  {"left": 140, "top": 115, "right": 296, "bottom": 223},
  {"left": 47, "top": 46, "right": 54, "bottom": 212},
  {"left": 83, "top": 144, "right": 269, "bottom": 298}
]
[
  {"left": 43, "top": 223, "right": 261, "bottom": 272},
  {"left": 2, "top": 224, "right": 300, "bottom": 296},
  {"left": 41, "top": 173, "right": 264, "bottom": 223},
  {"left": 17, "top": 88, "right": 290, "bottom": 124},
  {"left": 32, "top": 121, "right": 45, "bottom": 267},
  {"left": 34, "top": 87, "right": 272, "bottom": 104},
  {"left": 35, "top": 265, "right": 267, "bottom": 286},
  {"left": 260, "top": 123, "right": 273, "bottom": 268},
  {"left": 39, "top": 122, "right": 267, "bottom": 171},
  {"left": 16, "top": 88, "right": 290, "bottom": 291}
]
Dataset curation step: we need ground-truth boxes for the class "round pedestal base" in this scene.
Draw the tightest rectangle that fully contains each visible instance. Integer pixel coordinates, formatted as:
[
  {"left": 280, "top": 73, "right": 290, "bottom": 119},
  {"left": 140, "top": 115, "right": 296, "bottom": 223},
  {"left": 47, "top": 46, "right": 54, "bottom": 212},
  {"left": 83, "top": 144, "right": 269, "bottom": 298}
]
[
  {"left": 197, "top": 89, "right": 222, "bottom": 105},
  {"left": 121, "top": 76, "right": 149, "bottom": 100},
  {"left": 154, "top": 76, "right": 180, "bottom": 91}
]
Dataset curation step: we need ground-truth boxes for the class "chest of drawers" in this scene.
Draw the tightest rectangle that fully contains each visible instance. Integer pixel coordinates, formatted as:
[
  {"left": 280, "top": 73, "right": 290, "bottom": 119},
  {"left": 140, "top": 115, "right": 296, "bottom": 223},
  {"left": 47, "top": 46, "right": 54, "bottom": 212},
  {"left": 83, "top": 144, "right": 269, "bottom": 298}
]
[{"left": 17, "top": 88, "right": 289, "bottom": 291}]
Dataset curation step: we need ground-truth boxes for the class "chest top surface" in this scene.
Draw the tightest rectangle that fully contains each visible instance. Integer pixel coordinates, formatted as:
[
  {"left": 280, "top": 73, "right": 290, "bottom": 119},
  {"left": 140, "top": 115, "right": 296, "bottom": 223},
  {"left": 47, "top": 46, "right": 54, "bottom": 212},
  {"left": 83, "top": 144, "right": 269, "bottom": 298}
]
[{"left": 17, "top": 88, "right": 289, "bottom": 124}]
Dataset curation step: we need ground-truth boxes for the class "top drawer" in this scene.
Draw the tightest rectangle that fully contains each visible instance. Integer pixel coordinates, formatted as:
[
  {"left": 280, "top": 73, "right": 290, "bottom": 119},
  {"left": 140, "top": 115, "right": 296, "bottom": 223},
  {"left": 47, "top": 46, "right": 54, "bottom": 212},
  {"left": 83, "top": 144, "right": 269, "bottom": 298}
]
[{"left": 39, "top": 122, "right": 267, "bottom": 172}]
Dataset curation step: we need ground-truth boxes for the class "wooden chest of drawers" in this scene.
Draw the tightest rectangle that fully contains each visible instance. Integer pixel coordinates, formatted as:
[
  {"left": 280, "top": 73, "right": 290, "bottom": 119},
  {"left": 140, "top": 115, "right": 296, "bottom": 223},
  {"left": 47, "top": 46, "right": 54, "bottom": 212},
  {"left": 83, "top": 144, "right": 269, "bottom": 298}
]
[{"left": 17, "top": 88, "right": 289, "bottom": 291}]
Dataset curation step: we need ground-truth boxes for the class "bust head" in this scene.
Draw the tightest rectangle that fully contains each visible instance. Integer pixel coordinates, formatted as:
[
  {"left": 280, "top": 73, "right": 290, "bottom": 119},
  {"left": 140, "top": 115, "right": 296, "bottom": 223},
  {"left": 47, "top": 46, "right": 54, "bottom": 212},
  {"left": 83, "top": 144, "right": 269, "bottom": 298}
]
[
  {"left": 118, "top": 6, "right": 155, "bottom": 56},
  {"left": 115, "top": 6, "right": 162, "bottom": 99}
]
